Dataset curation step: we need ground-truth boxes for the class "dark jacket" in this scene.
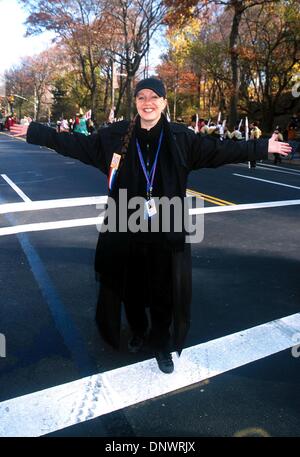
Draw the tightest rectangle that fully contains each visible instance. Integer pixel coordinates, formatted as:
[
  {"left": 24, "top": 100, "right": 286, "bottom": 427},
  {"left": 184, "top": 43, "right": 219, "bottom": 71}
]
[{"left": 27, "top": 117, "right": 268, "bottom": 352}]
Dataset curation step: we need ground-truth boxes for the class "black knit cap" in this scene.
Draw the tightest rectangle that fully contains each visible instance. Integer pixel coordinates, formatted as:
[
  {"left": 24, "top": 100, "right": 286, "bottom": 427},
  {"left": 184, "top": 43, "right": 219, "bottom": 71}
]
[{"left": 134, "top": 77, "right": 166, "bottom": 98}]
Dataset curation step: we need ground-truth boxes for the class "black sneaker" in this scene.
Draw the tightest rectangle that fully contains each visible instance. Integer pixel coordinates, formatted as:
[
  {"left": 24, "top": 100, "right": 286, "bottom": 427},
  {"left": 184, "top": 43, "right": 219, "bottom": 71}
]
[
  {"left": 155, "top": 351, "right": 174, "bottom": 374},
  {"left": 128, "top": 335, "right": 145, "bottom": 353}
]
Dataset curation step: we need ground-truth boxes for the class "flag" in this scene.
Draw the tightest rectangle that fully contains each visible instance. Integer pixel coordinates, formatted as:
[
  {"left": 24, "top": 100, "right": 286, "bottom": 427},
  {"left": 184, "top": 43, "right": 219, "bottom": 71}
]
[
  {"left": 245, "top": 117, "right": 249, "bottom": 141},
  {"left": 85, "top": 109, "right": 92, "bottom": 120},
  {"left": 245, "top": 116, "right": 250, "bottom": 168},
  {"left": 220, "top": 119, "right": 226, "bottom": 135},
  {"left": 165, "top": 103, "right": 171, "bottom": 122},
  {"left": 195, "top": 113, "right": 199, "bottom": 133},
  {"left": 108, "top": 107, "right": 115, "bottom": 123},
  {"left": 10, "top": 124, "right": 28, "bottom": 136}
]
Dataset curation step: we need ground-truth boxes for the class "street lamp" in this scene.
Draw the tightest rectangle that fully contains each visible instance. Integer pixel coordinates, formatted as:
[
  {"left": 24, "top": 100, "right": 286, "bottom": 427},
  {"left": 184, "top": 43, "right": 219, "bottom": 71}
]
[
  {"left": 12, "top": 92, "right": 37, "bottom": 120},
  {"left": 110, "top": 57, "right": 127, "bottom": 122}
]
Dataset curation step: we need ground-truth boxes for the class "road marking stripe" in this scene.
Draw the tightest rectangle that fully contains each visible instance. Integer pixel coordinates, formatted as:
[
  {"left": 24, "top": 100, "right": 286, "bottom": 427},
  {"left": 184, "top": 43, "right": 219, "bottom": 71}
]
[
  {"left": 0, "top": 189, "right": 97, "bottom": 376},
  {"left": 257, "top": 163, "right": 300, "bottom": 174},
  {"left": 0, "top": 312, "right": 299, "bottom": 437},
  {"left": 187, "top": 189, "right": 235, "bottom": 206},
  {"left": 256, "top": 165, "right": 300, "bottom": 177},
  {"left": 233, "top": 173, "right": 300, "bottom": 190},
  {"left": 0, "top": 196, "right": 108, "bottom": 214},
  {"left": 1, "top": 174, "right": 32, "bottom": 202},
  {"left": 0, "top": 192, "right": 229, "bottom": 216},
  {"left": 187, "top": 191, "right": 226, "bottom": 206},
  {"left": 189, "top": 199, "right": 300, "bottom": 215},
  {"left": 195, "top": 191, "right": 235, "bottom": 205},
  {"left": 0, "top": 217, "right": 104, "bottom": 236},
  {"left": 200, "top": 197, "right": 226, "bottom": 206},
  {"left": 0, "top": 199, "right": 299, "bottom": 236},
  {"left": 187, "top": 189, "right": 225, "bottom": 206}
]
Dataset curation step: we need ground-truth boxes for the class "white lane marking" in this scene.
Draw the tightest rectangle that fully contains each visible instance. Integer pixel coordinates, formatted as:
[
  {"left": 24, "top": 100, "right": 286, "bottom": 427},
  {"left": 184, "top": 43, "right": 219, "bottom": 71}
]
[
  {"left": 256, "top": 165, "right": 300, "bottom": 177},
  {"left": 0, "top": 196, "right": 108, "bottom": 215},
  {"left": 257, "top": 163, "right": 300, "bottom": 174},
  {"left": 189, "top": 199, "right": 300, "bottom": 214},
  {"left": 233, "top": 173, "right": 300, "bottom": 190},
  {"left": 1, "top": 175, "right": 32, "bottom": 202},
  {"left": 1, "top": 199, "right": 300, "bottom": 236},
  {"left": 0, "top": 217, "right": 104, "bottom": 236},
  {"left": 0, "top": 312, "right": 299, "bottom": 437}
]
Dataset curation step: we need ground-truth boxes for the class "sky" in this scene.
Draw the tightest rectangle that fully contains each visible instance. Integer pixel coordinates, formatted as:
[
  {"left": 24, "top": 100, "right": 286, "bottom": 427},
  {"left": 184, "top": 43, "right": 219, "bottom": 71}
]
[
  {"left": 0, "top": 0, "right": 54, "bottom": 76},
  {"left": 0, "top": 0, "right": 165, "bottom": 81}
]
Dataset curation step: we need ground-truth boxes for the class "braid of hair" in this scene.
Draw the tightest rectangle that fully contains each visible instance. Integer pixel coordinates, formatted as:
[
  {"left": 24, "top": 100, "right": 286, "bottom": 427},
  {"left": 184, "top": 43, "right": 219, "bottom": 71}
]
[{"left": 120, "top": 114, "right": 138, "bottom": 158}]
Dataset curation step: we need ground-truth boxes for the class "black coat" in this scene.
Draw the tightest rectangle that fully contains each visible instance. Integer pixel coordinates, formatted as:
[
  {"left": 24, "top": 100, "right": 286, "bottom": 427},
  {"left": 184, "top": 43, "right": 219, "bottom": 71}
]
[{"left": 27, "top": 117, "right": 268, "bottom": 352}]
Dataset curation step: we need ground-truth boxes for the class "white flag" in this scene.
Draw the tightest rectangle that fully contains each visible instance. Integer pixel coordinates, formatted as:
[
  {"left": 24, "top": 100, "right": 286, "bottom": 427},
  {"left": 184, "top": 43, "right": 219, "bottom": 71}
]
[
  {"left": 245, "top": 117, "right": 249, "bottom": 141},
  {"left": 165, "top": 103, "right": 171, "bottom": 122},
  {"left": 108, "top": 107, "right": 115, "bottom": 123},
  {"left": 85, "top": 109, "right": 92, "bottom": 120},
  {"left": 195, "top": 114, "right": 199, "bottom": 133}
]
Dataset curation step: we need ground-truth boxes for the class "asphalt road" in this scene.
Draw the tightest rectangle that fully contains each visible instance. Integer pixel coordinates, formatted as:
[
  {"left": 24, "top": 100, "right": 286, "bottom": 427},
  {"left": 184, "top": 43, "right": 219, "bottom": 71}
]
[{"left": 0, "top": 132, "right": 299, "bottom": 440}]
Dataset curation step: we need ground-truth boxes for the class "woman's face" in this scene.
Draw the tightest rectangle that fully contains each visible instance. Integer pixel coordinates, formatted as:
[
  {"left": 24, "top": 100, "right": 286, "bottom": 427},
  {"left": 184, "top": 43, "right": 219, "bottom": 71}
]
[{"left": 135, "top": 89, "right": 167, "bottom": 128}]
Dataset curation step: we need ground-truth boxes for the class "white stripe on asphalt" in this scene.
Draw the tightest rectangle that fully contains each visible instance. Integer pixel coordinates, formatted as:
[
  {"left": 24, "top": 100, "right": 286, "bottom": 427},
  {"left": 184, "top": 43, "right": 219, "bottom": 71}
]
[
  {"left": 233, "top": 173, "right": 300, "bottom": 190},
  {"left": 256, "top": 165, "right": 300, "bottom": 177},
  {"left": 0, "top": 312, "right": 299, "bottom": 437},
  {"left": 0, "top": 217, "right": 104, "bottom": 236},
  {"left": 0, "top": 195, "right": 108, "bottom": 214},
  {"left": 257, "top": 163, "right": 300, "bottom": 174},
  {"left": 1, "top": 174, "right": 32, "bottom": 202},
  {"left": 0, "top": 199, "right": 300, "bottom": 236},
  {"left": 189, "top": 199, "right": 300, "bottom": 215}
]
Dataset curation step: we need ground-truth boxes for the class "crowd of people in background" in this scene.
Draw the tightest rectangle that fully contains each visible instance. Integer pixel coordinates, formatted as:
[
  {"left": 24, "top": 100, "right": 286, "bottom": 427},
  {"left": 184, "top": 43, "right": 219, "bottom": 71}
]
[
  {"left": 186, "top": 112, "right": 300, "bottom": 165},
  {"left": 56, "top": 111, "right": 95, "bottom": 135},
  {"left": 1, "top": 109, "right": 299, "bottom": 164},
  {"left": 0, "top": 113, "right": 32, "bottom": 131}
]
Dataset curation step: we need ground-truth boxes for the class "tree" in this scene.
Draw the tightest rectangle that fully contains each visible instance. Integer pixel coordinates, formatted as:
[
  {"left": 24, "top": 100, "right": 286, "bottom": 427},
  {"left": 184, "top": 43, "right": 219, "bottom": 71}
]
[
  {"left": 19, "top": 0, "right": 167, "bottom": 120},
  {"left": 157, "top": 18, "right": 203, "bottom": 119},
  {"left": 108, "top": 0, "right": 168, "bottom": 118},
  {"left": 5, "top": 46, "right": 66, "bottom": 121},
  {"left": 19, "top": 0, "right": 116, "bottom": 120},
  {"left": 5, "top": 66, "right": 33, "bottom": 118},
  {"left": 24, "top": 50, "right": 60, "bottom": 120},
  {"left": 164, "top": 0, "right": 279, "bottom": 128},
  {"left": 238, "top": 0, "right": 300, "bottom": 130}
]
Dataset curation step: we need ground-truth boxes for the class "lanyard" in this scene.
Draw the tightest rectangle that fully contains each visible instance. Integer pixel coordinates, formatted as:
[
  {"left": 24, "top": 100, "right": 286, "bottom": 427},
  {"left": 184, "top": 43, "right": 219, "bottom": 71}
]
[{"left": 136, "top": 129, "right": 163, "bottom": 200}]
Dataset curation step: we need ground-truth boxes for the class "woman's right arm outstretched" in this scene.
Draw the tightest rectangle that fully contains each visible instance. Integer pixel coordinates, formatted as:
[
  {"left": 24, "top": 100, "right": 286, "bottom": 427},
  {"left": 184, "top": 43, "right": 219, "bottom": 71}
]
[{"left": 11, "top": 122, "right": 107, "bottom": 174}]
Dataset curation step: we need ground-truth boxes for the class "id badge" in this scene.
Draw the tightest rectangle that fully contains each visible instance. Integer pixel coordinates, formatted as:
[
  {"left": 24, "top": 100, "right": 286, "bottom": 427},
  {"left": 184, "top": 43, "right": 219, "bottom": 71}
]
[
  {"left": 110, "top": 153, "right": 121, "bottom": 170},
  {"left": 145, "top": 198, "right": 157, "bottom": 218}
]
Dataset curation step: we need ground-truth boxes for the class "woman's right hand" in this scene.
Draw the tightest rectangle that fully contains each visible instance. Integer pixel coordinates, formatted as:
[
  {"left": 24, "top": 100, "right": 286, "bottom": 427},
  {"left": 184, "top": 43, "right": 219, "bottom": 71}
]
[{"left": 10, "top": 124, "right": 29, "bottom": 137}]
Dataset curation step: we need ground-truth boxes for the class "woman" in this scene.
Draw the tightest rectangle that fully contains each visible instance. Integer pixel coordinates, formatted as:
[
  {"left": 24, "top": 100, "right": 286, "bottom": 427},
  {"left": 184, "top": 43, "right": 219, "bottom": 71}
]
[{"left": 12, "top": 78, "right": 291, "bottom": 374}]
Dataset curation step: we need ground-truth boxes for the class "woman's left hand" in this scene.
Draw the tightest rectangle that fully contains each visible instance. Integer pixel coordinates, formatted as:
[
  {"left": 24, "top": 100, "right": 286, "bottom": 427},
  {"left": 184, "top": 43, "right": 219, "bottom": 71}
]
[{"left": 268, "top": 133, "right": 292, "bottom": 156}]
